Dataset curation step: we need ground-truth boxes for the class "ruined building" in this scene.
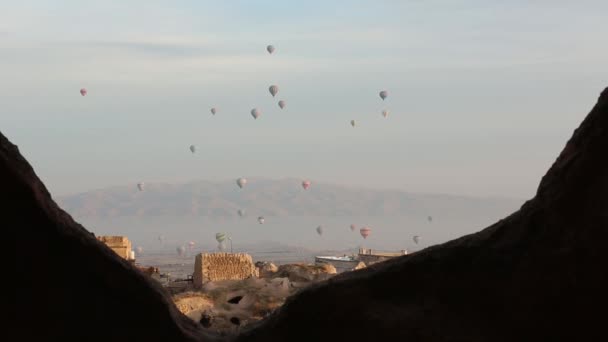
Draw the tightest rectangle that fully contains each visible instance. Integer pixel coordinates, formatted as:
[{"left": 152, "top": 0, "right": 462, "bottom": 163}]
[{"left": 193, "top": 253, "right": 259, "bottom": 288}]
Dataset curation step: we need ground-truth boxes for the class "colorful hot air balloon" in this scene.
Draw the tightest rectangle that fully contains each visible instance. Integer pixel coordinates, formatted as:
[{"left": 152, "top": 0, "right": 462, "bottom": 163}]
[
  {"left": 379, "top": 90, "right": 388, "bottom": 100},
  {"left": 350, "top": 120, "right": 356, "bottom": 127},
  {"left": 267, "top": 45, "right": 275, "bottom": 54},
  {"left": 216, "top": 232, "right": 227, "bottom": 243},
  {"left": 382, "top": 109, "right": 389, "bottom": 118},
  {"left": 316, "top": 225, "right": 323, "bottom": 236},
  {"left": 211, "top": 108, "right": 217, "bottom": 115},
  {"left": 137, "top": 182, "right": 144, "bottom": 191},
  {"left": 258, "top": 216, "right": 265, "bottom": 224},
  {"left": 80, "top": 88, "right": 87, "bottom": 96},
  {"left": 302, "top": 180, "right": 311, "bottom": 190},
  {"left": 360, "top": 227, "right": 371, "bottom": 239},
  {"left": 413, "top": 235, "right": 420, "bottom": 244},
  {"left": 188, "top": 241, "right": 195, "bottom": 249},
  {"left": 176, "top": 246, "right": 186, "bottom": 256},
  {"left": 269, "top": 85, "right": 279, "bottom": 97},
  {"left": 350, "top": 224, "right": 356, "bottom": 232},
  {"left": 251, "top": 108, "right": 261, "bottom": 119},
  {"left": 238, "top": 209, "right": 246, "bottom": 217},
  {"left": 190, "top": 145, "right": 196, "bottom": 153},
  {"left": 236, "top": 177, "right": 247, "bottom": 189},
  {"left": 278, "top": 100, "right": 286, "bottom": 109}
]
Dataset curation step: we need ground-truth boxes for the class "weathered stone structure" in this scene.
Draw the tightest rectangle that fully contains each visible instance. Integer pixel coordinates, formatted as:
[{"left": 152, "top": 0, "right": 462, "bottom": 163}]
[
  {"left": 96, "top": 235, "right": 133, "bottom": 260},
  {"left": 193, "top": 253, "right": 258, "bottom": 288},
  {"left": 357, "top": 247, "right": 407, "bottom": 265}
]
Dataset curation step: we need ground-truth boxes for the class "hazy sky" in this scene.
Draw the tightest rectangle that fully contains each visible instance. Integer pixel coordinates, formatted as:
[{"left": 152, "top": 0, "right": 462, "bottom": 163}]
[{"left": 1, "top": 0, "right": 607, "bottom": 198}]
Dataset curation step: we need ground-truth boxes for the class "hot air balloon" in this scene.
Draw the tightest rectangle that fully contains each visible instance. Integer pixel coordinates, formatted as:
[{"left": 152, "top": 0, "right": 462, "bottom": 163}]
[
  {"left": 267, "top": 45, "right": 275, "bottom": 54},
  {"left": 269, "top": 85, "right": 279, "bottom": 97},
  {"left": 188, "top": 241, "right": 195, "bottom": 250},
  {"left": 238, "top": 209, "right": 246, "bottom": 217},
  {"left": 211, "top": 107, "right": 217, "bottom": 115},
  {"left": 278, "top": 100, "right": 286, "bottom": 109},
  {"left": 302, "top": 180, "right": 311, "bottom": 190},
  {"left": 350, "top": 120, "right": 356, "bottom": 127},
  {"left": 137, "top": 182, "right": 144, "bottom": 191},
  {"left": 135, "top": 246, "right": 144, "bottom": 255},
  {"left": 176, "top": 246, "right": 186, "bottom": 256},
  {"left": 413, "top": 235, "right": 420, "bottom": 244},
  {"left": 216, "top": 232, "right": 227, "bottom": 244},
  {"left": 379, "top": 90, "right": 388, "bottom": 100},
  {"left": 258, "top": 216, "right": 265, "bottom": 224},
  {"left": 382, "top": 109, "right": 389, "bottom": 118},
  {"left": 251, "top": 108, "right": 261, "bottom": 119},
  {"left": 158, "top": 235, "right": 164, "bottom": 244},
  {"left": 316, "top": 225, "right": 323, "bottom": 236},
  {"left": 236, "top": 177, "right": 247, "bottom": 189},
  {"left": 360, "top": 227, "right": 371, "bottom": 239},
  {"left": 190, "top": 145, "right": 196, "bottom": 153},
  {"left": 80, "top": 88, "right": 87, "bottom": 96},
  {"left": 428, "top": 216, "right": 433, "bottom": 222},
  {"left": 350, "top": 224, "right": 356, "bottom": 232}
]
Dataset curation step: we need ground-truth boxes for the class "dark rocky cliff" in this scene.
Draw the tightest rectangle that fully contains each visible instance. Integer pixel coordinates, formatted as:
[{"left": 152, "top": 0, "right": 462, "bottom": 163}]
[
  {"left": 236, "top": 88, "right": 608, "bottom": 341},
  {"left": 5, "top": 87, "right": 607, "bottom": 341}
]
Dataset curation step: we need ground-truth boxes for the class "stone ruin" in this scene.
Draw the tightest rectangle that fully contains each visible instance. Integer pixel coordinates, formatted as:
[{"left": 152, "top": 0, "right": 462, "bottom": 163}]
[
  {"left": 96, "top": 235, "right": 133, "bottom": 260},
  {"left": 193, "top": 253, "right": 259, "bottom": 288}
]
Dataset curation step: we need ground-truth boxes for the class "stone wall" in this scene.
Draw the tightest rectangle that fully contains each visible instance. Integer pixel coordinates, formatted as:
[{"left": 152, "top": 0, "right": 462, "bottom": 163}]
[
  {"left": 358, "top": 248, "right": 407, "bottom": 266},
  {"left": 96, "top": 236, "right": 132, "bottom": 260},
  {"left": 193, "top": 253, "right": 258, "bottom": 288}
]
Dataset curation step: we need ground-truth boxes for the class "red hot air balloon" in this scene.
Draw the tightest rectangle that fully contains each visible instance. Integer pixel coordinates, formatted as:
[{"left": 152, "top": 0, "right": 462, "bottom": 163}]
[
  {"left": 80, "top": 88, "right": 87, "bottom": 96},
  {"left": 360, "top": 227, "right": 371, "bottom": 239},
  {"left": 350, "top": 224, "right": 356, "bottom": 232},
  {"left": 302, "top": 180, "right": 311, "bottom": 190}
]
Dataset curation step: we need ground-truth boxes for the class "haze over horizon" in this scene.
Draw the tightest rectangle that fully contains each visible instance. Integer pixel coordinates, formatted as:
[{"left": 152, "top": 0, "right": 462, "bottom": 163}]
[{"left": 2, "top": 1, "right": 607, "bottom": 199}]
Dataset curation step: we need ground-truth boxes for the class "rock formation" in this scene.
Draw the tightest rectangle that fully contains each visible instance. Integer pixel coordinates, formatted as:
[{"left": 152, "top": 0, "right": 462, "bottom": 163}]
[
  {"left": 236, "top": 88, "right": 608, "bottom": 341},
  {"left": 3, "top": 135, "right": 212, "bottom": 341},
  {"left": 5, "top": 87, "right": 608, "bottom": 341}
]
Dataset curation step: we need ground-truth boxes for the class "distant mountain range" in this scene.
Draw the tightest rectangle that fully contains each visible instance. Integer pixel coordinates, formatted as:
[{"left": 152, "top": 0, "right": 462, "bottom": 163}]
[{"left": 56, "top": 178, "right": 523, "bottom": 219}]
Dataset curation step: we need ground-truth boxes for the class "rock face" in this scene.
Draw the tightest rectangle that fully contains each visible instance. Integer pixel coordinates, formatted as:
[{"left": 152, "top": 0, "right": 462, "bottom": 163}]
[
  {"left": 236, "top": 88, "right": 608, "bottom": 341},
  {"left": 3, "top": 134, "right": 212, "bottom": 341}
]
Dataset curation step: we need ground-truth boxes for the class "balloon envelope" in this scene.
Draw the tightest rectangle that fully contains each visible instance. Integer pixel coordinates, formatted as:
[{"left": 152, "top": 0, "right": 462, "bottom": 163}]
[
  {"left": 350, "top": 120, "right": 356, "bottom": 127},
  {"left": 316, "top": 225, "right": 323, "bottom": 236},
  {"left": 135, "top": 246, "right": 143, "bottom": 254},
  {"left": 137, "top": 183, "right": 144, "bottom": 191},
  {"left": 258, "top": 216, "right": 265, "bottom": 224},
  {"left": 238, "top": 209, "right": 246, "bottom": 217},
  {"left": 267, "top": 45, "right": 275, "bottom": 54},
  {"left": 382, "top": 109, "right": 389, "bottom": 118},
  {"left": 379, "top": 90, "right": 388, "bottom": 100},
  {"left": 80, "top": 88, "right": 87, "bottom": 96},
  {"left": 211, "top": 108, "right": 217, "bottom": 115},
  {"left": 302, "top": 180, "right": 311, "bottom": 190},
  {"left": 190, "top": 145, "right": 196, "bottom": 153},
  {"left": 428, "top": 216, "right": 433, "bottom": 222},
  {"left": 236, "top": 177, "right": 247, "bottom": 188},
  {"left": 413, "top": 236, "right": 420, "bottom": 244},
  {"left": 269, "top": 85, "right": 279, "bottom": 97},
  {"left": 176, "top": 246, "right": 186, "bottom": 256},
  {"left": 278, "top": 100, "right": 286, "bottom": 109},
  {"left": 360, "top": 227, "right": 371, "bottom": 239},
  {"left": 216, "top": 233, "right": 227, "bottom": 243},
  {"left": 350, "top": 224, "right": 356, "bottom": 232},
  {"left": 251, "top": 108, "right": 260, "bottom": 119}
]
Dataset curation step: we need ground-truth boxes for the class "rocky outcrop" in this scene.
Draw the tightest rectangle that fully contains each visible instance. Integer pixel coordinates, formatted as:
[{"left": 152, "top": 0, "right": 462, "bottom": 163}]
[
  {"left": 255, "top": 261, "right": 278, "bottom": 278},
  {"left": 3, "top": 133, "right": 212, "bottom": 341},
  {"left": 237, "top": 88, "right": 608, "bottom": 341},
  {"left": 272, "top": 263, "right": 337, "bottom": 282}
]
